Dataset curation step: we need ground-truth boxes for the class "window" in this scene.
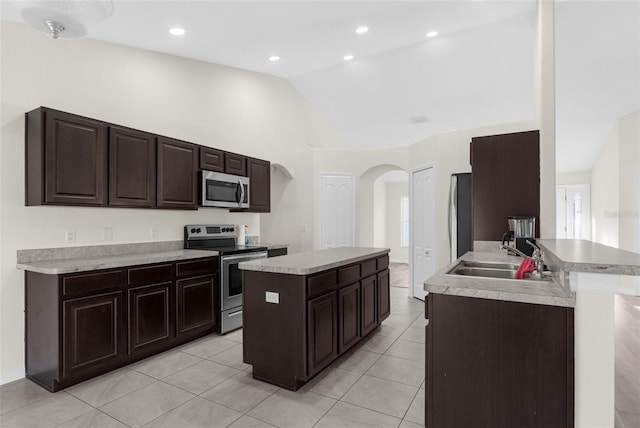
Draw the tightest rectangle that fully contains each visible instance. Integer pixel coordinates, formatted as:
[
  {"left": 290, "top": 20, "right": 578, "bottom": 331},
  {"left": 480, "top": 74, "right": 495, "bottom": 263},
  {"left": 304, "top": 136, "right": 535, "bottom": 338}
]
[{"left": 401, "top": 196, "right": 409, "bottom": 247}]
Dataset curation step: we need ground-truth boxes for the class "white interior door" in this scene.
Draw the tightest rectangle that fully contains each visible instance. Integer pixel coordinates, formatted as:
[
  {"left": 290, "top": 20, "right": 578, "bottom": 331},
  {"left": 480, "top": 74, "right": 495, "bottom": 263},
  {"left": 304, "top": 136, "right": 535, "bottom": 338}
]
[
  {"left": 411, "top": 166, "right": 435, "bottom": 301},
  {"left": 319, "top": 173, "right": 355, "bottom": 249},
  {"left": 556, "top": 184, "right": 591, "bottom": 240}
]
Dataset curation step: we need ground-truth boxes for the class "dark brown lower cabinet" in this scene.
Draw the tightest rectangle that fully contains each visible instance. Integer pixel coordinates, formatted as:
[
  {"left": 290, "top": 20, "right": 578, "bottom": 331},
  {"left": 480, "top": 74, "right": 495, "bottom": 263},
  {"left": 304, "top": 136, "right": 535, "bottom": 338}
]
[
  {"left": 308, "top": 291, "right": 338, "bottom": 376},
  {"left": 338, "top": 283, "right": 361, "bottom": 354},
  {"left": 378, "top": 270, "right": 390, "bottom": 322},
  {"left": 176, "top": 275, "right": 216, "bottom": 336},
  {"left": 63, "top": 291, "right": 124, "bottom": 378},
  {"left": 25, "top": 256, "right": 218, "bottom": 392},
  {"left": 425, "top": 293, "right": 574, "bottom": 428},
  {"left": 128, "top": 282, "right": 172, "bottom": 356},
  {"left": 361, "top": 275, "right": 378, "bottom": 336},
  {"left": 243, "top": 253, "right": 390, "bottom": 391}
]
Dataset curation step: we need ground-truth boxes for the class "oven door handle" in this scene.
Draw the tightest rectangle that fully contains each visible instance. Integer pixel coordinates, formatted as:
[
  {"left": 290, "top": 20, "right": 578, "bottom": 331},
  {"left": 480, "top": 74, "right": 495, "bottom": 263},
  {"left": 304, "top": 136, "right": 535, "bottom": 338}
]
[{"left": 222, "top": 252, "right": 268, "bottom": 262}]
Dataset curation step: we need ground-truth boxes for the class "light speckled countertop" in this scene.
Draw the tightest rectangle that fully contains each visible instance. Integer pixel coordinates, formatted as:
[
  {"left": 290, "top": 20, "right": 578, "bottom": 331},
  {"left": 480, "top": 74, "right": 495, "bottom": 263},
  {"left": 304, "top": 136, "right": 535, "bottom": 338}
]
[
  {"left": 16, "top": 241, "right": 219, "bottom": 274},
  {"left": 424, "top": 251, "right": 576, "bottom": 308},
  {"left": 238, "top": 247, "right": 389, "bottom": 275},
  {"left": 537, "top": 239, "right": 640, "bottom": 276}
]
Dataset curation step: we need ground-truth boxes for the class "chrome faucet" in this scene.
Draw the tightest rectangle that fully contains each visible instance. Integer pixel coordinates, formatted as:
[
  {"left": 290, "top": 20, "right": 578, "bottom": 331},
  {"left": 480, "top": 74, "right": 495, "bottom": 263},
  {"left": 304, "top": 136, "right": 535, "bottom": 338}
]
[
  {"left": 499, "top": 241, "right": 546, "bottom": 278},
  {"left": 499, "top": 244, "right": 529, "bottom": 258}
]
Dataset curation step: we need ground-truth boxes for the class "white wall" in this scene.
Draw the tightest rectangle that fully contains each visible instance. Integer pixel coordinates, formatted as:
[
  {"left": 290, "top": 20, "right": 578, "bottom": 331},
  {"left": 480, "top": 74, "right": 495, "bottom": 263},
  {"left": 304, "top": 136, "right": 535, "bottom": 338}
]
[
  {"left": 372, "top": 178, "right": 387, "bottom": 248},
  {"left": 617, "top": 111, "right": 640, "bottom": 254},
  {"left": 591, "top": 122, "right": 621, "bottom": 248},
  {"left": 557, "top": 171, "right": 591, "bottom": 185},
  {"left": 385, "top": 182, "right": 409, "bottom": 262},
  {"left": 0, "top": 22, "right": 344, "bottom": 384}
]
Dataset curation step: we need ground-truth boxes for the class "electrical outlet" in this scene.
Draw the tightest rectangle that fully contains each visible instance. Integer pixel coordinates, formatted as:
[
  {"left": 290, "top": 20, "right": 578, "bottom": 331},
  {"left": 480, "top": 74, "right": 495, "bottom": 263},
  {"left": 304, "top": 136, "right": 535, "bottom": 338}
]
[
  {"left": 65, "top": 229, "right": 76, "bottom": 243},
  {"left": 103, "top": 227, "right": 113, "bottom": 241},
  {"left": 151, "top": 228, "right": 158, "bottom": 239},
  {"left": 265, "top": 291, "right": 280, "bottom": 304}
]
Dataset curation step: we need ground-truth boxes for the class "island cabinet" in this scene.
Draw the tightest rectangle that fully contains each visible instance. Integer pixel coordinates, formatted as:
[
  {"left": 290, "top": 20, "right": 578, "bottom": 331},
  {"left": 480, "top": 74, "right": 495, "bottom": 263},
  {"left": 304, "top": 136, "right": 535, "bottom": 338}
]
[
  {"left": 25, "top": 256, "right": 218, "bottom": 392},
  {"left": 243, "top": 253, "right": 390, "bottom": 390},
  {"left": 425, "top": 293, "right": 574, "bottom": 428}
]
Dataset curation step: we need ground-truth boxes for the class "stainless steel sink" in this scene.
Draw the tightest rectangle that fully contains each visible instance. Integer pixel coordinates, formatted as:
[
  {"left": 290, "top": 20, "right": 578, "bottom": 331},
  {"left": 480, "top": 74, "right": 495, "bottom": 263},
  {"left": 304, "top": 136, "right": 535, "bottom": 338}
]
[
  {"left": 457, "top": 261, "right": 520, "bottom": 270},
  {"left": 447, "top": 260, "right": 553, "bottom": 281},
  {"left": 453, "top": 266, "right": 519, "bottom": 279}
]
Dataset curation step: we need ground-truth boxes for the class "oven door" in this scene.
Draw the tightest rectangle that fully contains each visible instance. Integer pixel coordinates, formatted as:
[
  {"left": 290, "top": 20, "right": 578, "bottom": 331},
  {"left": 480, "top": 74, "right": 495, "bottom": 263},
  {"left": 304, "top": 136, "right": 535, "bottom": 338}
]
[
  {"left": 201, "top": 171, "right": 250, "bottom": 208},
  {"left": 220, "top": 251, "right": 268, "bottom": 312}
]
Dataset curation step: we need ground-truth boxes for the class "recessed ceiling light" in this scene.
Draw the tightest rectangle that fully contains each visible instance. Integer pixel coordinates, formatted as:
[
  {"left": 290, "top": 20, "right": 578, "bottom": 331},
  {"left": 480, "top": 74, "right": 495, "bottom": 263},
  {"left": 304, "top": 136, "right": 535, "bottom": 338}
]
[
  {"left": 268, "top": 55, "right": 281, "bottom": 62},
  {"left": 344, "top": 55, "right": 354, "bottom": 61},
  {"left": 355, "top": 26, "right": 369, "bottom": 34},
  {"left": 169, "top": 27, "right": 185, "bottom": 36},
  {"left": 425, "top": 30, "right": 438, "bottom": 38}
]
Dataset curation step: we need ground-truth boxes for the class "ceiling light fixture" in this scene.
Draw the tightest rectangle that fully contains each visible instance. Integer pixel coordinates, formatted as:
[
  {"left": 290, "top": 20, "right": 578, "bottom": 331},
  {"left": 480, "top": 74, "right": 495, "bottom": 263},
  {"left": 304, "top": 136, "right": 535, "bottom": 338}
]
[
  {"left": 344, "top": 55, "right": 354, "bottom": 61},
  {"left": 355, "top": 26, "right": 369, "bottom": 34},
  {"left": 268, "top": 55, "right": 281, "bottom": 62},
  {"left": 425, "top": 31, "right": 439, "bottom": 38},
  {"left": 169, "top": 27, "right": 185, "bottom": 36},
  {"left": 11, "top": 0, "right": 114, "bottom": 39}
]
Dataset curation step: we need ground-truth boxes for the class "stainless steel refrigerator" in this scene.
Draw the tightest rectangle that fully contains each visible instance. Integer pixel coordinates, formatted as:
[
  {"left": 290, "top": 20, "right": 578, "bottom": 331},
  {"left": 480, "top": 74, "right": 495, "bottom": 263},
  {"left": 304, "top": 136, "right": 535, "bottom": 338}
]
[{"left": 449, "top": 173, "right": 472, "bottom": 262}]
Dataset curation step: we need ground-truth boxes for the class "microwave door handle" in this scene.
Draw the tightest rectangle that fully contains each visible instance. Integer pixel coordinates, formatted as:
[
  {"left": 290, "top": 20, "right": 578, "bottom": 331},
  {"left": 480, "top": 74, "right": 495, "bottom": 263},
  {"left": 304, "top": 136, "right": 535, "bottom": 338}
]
[
  {"left": 235, "top": 181, "right": 241, "bottom": 205},
  {"left": 239, "top": 179, "right": 245, "bottom": 206}
]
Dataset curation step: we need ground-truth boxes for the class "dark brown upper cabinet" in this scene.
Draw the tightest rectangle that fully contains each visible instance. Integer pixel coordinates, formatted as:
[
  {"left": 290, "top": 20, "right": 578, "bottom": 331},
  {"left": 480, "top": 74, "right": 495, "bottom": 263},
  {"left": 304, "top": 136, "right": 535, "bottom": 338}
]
[
  {"left": 246, "top": 157, "right": 271, "bottom": 212},
  {"left": 157, "top": 137, "right": 198, "bottom": 209},
  {"left": 109, "top": 126, "right": 156, "bottom": 208},
  {"left": 26, "top": 107, "right": 108, "bottom": 206},
  {"left": 471, "top": 130, "right": 540, "bottom": 241},
  {"left": 200, "top": 147, "right": 224, "bottom": 172},
  {"left": 225, "top": 152, "right": 247, "bottom": 176}
]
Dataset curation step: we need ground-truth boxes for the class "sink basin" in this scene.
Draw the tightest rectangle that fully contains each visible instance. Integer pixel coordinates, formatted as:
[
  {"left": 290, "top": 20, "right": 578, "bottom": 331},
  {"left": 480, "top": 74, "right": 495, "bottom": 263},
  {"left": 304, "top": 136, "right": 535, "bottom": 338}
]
[
  {"left": 447, "top": 260, "right": 553, "bottom": 281},
  {"left": 458, "top": 261, "right": 520, "bottom": 270},
  {"left": 453, "top": 266, "right": 519, "bottom": 279}
]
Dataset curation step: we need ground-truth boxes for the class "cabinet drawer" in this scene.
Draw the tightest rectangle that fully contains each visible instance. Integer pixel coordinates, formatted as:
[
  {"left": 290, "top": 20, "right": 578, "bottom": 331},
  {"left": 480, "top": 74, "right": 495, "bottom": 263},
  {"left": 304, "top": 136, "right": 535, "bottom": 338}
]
[
  {"left": 338, "top": 265, "right": 360, "bottom": 285},
  {"left": 62, "top": 270, "right": 123, "bottom": 297},
  {"left": 377, "top": 255, "right": 389, "bottom": 271},
  {"left": 127, "top": 264, "right": 172, "bottom": 286},
  {"left": 176, "top": 258, "right": 218, "bottom": 278},
  {"left": 307, "top": 270, "right": 337, "bottom": 298},
  {"left": 360, "top": 259, "right": 377, "bottom": 277}
]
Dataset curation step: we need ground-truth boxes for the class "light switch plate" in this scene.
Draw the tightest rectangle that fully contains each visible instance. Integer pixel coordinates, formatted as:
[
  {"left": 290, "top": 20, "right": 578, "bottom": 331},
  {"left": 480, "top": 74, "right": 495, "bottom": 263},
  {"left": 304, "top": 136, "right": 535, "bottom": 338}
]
[{"left": 265, "top": 291, "right": 279, "bottom": 304}]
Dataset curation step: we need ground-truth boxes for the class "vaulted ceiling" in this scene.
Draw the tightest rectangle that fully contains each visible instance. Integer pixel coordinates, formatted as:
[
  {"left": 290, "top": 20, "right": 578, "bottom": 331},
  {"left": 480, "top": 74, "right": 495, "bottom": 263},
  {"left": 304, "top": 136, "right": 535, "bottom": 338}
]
[{"left": 2, "top": 0, "right": 638, "bottom": 172}]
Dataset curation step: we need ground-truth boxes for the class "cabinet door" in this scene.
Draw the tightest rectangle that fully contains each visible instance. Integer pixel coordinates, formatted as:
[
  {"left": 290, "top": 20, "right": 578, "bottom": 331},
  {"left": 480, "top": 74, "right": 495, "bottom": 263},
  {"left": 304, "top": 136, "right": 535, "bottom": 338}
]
[
  {"left": 361, "top": 275, "right": 378, "bottom": 336},
  {"left": 200, "top": 147, "right": 224, "bottom": 172},
  {"left": 378, "top": 270, "right": 390, "bottom": 322},
  {"left": 308, "top": 291, "right": 338, "bottom": 376},
  {"left": 225, "top": 153, "right": 247, "bottom": 176},
  {"left": 109, "top": 126, "right": 156, "bottom": 207},
  {"left": 128, "top": 282, "right": 173, "bottom": 355},
  {"left": 338, "top": 283, "right": 361, "bottom": 354},
  {"left": 247, "top": 158, "right": 271, "bottom": 212},
  {"left": 63, "top": 291, "right": 124, "bottom": 377},
  {"left": 44, "top": 109, "right": 107, "bottom": 206},
  {"left": 157, "top": 137, "right": 198, "bottom": 209},
  {"left": 176, "top": 275, "right": 217, "bottom": 336}
]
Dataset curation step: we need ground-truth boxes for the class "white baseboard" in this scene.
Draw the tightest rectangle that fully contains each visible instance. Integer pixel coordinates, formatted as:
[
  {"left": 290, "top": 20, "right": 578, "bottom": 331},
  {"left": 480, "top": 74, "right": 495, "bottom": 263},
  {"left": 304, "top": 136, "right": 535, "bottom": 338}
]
[{"left": 390, "top": 258, "right": 409, "bottom": 264}]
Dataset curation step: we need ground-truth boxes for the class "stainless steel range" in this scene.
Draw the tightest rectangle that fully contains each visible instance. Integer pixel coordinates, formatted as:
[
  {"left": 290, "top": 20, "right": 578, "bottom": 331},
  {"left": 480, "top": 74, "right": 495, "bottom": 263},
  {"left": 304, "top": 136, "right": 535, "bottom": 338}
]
[{"left": 184, "top": 224, "right": 267, "bottom": 334}]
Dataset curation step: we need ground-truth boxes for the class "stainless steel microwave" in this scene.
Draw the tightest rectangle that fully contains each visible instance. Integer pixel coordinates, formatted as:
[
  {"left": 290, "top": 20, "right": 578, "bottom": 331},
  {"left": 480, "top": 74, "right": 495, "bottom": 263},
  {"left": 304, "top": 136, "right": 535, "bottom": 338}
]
[{"left": 200, "top": 170, "right": 250, "bottom": 208}]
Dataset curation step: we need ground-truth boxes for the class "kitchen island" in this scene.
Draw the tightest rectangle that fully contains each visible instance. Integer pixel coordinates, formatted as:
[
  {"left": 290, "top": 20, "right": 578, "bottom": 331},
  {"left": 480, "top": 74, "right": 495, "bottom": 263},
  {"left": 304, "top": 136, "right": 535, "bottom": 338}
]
[
  {"left": 239, "top": 247, "right": 390, "bottom": 390},
  {"left": 424, "top": 240, "right": 640, "bottom": 428}
]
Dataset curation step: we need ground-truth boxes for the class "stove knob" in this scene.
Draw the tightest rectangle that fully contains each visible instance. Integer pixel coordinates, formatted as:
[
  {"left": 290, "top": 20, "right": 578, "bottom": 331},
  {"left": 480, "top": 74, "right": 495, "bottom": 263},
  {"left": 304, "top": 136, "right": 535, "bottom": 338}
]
[
  {"left": 196, "top": 228, "right": 201, "bottom": 233},
  {"left": 190, "top": 228, "right": 196, "bottom": 233},
  {"left": 230, "top": 227, "right": 235, "bottom": 233}
]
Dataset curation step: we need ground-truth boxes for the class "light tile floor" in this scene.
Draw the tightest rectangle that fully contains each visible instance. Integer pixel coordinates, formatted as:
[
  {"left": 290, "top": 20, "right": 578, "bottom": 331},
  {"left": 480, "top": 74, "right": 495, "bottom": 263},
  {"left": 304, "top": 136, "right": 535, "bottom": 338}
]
[{"left": 0, "top": 287, "right": 426, "bottom": 428}]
